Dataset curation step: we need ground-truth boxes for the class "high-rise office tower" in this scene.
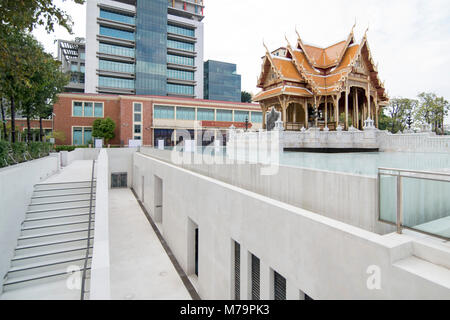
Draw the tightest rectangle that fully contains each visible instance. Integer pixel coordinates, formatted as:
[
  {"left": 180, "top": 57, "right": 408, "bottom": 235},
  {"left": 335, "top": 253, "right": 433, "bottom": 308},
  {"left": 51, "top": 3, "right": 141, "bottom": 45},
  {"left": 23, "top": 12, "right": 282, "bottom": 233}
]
[
  {"left": 85, "top": 0, "right": 204, "bottom": 98},
  {"left": 204, "top": 60, "right": 241, "bottom": 102}
]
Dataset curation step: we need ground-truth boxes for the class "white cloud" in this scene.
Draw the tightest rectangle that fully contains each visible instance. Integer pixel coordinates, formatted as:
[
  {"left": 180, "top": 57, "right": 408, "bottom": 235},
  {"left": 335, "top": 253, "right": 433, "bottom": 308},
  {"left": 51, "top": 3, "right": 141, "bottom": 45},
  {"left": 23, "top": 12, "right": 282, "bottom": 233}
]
[{"left": 33, "top": 0, "right": 450, "bottom": 122}]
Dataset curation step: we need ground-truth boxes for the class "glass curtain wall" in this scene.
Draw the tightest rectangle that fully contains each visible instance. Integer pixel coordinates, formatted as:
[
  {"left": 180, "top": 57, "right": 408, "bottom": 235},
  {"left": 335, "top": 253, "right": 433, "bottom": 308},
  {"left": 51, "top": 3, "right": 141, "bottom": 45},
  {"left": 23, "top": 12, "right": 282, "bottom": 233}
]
[{"left": 135, "top": 0, "right": 167, "bottom": 95}]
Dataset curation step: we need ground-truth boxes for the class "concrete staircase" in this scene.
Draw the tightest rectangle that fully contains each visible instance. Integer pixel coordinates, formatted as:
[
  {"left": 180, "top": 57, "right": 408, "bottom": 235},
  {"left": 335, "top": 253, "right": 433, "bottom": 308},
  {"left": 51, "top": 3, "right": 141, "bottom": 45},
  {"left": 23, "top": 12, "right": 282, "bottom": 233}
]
[{"left": 3, "top": 180, "right": 96, "bottom": 297}]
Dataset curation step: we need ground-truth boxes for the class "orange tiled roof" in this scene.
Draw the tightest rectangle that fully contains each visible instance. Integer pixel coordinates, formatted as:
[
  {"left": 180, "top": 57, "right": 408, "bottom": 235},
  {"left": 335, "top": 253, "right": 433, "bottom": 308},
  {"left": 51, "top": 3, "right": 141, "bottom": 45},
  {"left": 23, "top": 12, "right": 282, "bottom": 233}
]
[
  {"left": 303, "top": 40, "right": 347, "bottom": 69},
  {"left": 271, "top": 56, "right": 304, "bottom": 82},
  {"left": 253, "top": 86, "right": 312, "bottom": 101},
  {"left": 256, "top": 30, "right": 388, "bottom": 101}
]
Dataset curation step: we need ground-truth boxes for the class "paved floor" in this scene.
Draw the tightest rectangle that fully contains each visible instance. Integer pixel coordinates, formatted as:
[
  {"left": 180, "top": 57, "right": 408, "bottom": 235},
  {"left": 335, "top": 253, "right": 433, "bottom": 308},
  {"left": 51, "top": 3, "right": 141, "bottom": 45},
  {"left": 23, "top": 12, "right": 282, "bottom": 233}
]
[
  {"left": 109, "top": 188, "right": 191, "bottom": 300},
  {"left": 43, "top": 160, "right": 96, "bottom": 184}
]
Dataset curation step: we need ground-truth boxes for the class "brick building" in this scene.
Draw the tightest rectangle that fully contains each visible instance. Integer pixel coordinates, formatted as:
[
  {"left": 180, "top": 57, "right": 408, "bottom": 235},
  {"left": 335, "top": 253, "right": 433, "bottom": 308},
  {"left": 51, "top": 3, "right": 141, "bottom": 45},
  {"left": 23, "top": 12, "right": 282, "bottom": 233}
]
[{"left": 53, "top": 93, "right": 262, "bottom": 146}]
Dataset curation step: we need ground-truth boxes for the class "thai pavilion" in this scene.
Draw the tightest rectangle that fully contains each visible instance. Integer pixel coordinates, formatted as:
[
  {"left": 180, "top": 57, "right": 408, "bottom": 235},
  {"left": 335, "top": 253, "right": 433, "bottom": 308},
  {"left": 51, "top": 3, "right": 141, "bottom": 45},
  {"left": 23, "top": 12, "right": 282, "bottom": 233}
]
[{"left": 253, "top": 27, "right": 389, "bottom": 131}]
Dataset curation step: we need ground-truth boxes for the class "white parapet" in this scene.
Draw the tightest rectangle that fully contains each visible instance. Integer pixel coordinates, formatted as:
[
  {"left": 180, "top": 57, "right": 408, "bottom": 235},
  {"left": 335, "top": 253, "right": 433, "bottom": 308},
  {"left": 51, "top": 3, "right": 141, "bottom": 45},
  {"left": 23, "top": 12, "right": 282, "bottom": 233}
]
[{"left": 231, "top": 128, "right": 450, "bottom": 153}]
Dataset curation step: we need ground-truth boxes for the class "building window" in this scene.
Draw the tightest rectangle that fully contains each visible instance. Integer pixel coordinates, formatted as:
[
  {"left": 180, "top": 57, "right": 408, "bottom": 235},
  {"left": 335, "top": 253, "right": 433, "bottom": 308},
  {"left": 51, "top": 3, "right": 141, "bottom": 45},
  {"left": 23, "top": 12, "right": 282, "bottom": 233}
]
[
  {"left": 217, "top": 109, "right": 233, "bottom": 122},
  {"left": 72, "top": 101, "right": 104, "bottom": 118},
  {"left": 98, "top": 76, "right": 135, "bottom": 89},
  {"left": 70, "top": 62, "right": 78, "bottom": 72},
  {"left": 99, "top": 59, "right": 135, "bottom": 74},
  {"left": 84, "top": 102, "right": 93, "bottom": 117},
  {"left": 72, "top": 127, "right": 93, "bottom": 146},
  {"left": 111, "top": 173, "right": 127, "bottom": 188},
  {"left": 167, "top": 39, "right": 195, "bottom": 52},
  {"left": 167, "top": 54, "right": 194, "bottom": 66},
  {"left": 251, "top": 254, "right": 260, "bottom": 300},
  {"left": 251, "top": 112, "right": 262, "bottom": 123},
  {"left": 94, "top": 103, "right": 104, "bottom": 117},
  {"left": 100, "top": 8, "right": 135, "bottom": 25},
  {"left": 73, "top": 102, "right": 83, "bottom": 116},
  {"left": 167, "top": 68, "right": 194, "bottom": 81},
  {"left": 167, "top": 24, "right": 195, "bottom": 37},
  {"left": 133, "top": 102, "right": 143, "bottom": 141},
  {"left": 273, "top": 271, "right": 286, "bottom": 300},
  {"left": 99, "top": 42, "right": 135, "bottom": 58},
  {"left": 234, "top": 111, "right": 249, "bottom": 122},
  {"left": 154, "top": 105, "right": 174, "bottom": 119},
  {"left": 167, "top": 83, "right": 194, "bottom": 96},
  {"left": 100, "top": 26, "right": 135, "bottom": 41},
  {"left": 197, "top": 108, "right": 214, "bottom": 121},
  {"left": 234, "top": 241, "right": 240, "bottom": 300},
  {"left": 176, "top": 107, "right": 195, "bottom": 120}
]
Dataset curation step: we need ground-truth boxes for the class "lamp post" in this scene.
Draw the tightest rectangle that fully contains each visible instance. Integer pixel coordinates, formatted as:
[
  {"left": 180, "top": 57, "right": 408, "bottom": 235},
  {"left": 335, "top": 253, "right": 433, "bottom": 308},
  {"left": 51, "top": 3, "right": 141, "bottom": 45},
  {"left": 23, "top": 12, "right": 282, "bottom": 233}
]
[{"left": 244, "top": 116, "right": 249, "bottom": 132}]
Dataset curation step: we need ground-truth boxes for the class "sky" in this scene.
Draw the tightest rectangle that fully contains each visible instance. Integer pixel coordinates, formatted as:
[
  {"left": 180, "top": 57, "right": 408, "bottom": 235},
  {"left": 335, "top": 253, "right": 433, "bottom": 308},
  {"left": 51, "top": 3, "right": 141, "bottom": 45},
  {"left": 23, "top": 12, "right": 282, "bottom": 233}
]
[{"left": 34, "top": 0, "right": 450, "bottom": 123}]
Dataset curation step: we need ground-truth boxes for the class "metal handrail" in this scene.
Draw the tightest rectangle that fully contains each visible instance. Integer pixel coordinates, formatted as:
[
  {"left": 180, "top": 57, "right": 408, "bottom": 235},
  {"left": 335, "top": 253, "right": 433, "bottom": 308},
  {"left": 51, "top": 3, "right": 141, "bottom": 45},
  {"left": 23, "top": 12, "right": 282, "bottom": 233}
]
[
  {"left": 378, "top": 167, "right": 450, "bottom": 237},
  {"left": 80, "top": 159, "right": 96, "bottom": 300}
]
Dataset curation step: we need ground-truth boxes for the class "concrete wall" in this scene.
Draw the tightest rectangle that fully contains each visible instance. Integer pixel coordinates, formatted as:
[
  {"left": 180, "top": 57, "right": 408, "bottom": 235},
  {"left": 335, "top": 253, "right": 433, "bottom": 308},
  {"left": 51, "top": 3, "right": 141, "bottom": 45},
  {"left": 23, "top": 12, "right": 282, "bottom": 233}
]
[
  {"left": 90, "top": 149, "right": 111, "bottom": 299},
  {"left": 140, "top": 147, "right": 394, "bottom": 235},
  {"left": 62, "top": 149, "right": 101, "bottom": 167},
  {"left": 0, "top": 156, "right": 59, "bottom": 291},
  {"left": 132, "top": 152, "right": 450, "bottom": 299},
  {"left": 107, "top": 148, "right": 137, "bottom": 188}
]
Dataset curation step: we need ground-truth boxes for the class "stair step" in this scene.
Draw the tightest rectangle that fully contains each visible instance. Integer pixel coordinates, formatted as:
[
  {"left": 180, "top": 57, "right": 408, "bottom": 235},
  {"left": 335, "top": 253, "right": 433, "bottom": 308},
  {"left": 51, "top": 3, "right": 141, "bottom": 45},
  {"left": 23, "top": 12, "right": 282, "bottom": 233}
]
[
  {"left": 31, "top": 194, "right": 93, "bottom": 204},
  {"left": 3, "top": 266, "right": 91, "bottom": 292},
  {"left": 13, "top": 245, "right": 93, "bottom": 261},
  {"left": 29, "top": 199, "right": 95, "bottom": 210},
  {"left": 20, "top": 221, "right": 94, "bottom": 237},
  {"left": 16, "top": 236, "right": 94, "bottom": 251},
  {"left": 24, "top": 212, "right": 92, "bottom": 222},
  {"left": 22, "top": 220, "right": 95, "bottom": 231},
  {"left": 33, "top": 186, "right": 95, "bottom": 192},
  {"left": 27, "top": 205, "right": 93, "bottom": 215},
  {"left": 32, "top": 187, "right": 96, "bottom": 196},
  {"left": 15, "top": 236, "right": 94, "bottom": 255},
  {"left": 7, "top": 254, "right": 92, "bottom": 279},
  {"left": 18, "top": 228, "right": 94, "bottom": 246},
  {"left": 35, "top": 180, "right": 95, "bottom": 187},
  {"left": 12, "top": 246, "right": 93, "bottom": 267}
]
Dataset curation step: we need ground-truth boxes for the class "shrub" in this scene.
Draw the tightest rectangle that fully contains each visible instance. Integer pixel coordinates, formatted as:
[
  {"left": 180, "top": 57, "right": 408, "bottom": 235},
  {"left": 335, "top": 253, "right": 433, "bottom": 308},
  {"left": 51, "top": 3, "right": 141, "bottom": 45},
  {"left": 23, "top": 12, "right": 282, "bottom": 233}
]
[
  {"left": 0, "top": 140, "right": 9, "bottom": 168},
  {"left": 54, "top": 145, "right": 89, "bottom": 152},
  {"left": 0, "top": 141, "right": 54, "bottom": 168},
  {"left": 11, "top": 142, "right": 27, "bottom": 163}
]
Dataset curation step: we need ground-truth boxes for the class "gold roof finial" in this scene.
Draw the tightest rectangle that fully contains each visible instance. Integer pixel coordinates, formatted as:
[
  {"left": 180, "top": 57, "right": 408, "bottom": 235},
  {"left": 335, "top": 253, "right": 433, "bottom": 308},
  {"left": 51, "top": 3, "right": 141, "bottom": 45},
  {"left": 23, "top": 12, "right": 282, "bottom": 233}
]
[
  {"left": 285, "top": 34, "right": 292, "bottom": 48},
  {"left": 263, "top": 39, "right": 270, "bottom": 54}
]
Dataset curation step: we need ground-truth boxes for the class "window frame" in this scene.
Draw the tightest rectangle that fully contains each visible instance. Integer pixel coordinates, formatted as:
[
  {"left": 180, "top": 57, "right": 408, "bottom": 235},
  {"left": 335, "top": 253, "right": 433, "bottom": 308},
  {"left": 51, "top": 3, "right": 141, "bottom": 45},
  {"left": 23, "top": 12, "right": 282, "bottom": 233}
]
[
  {"left": 133, "top": 102, "right": 143, "bottom": 141},
  {"left": 72, "top": 101, "right": 104, "bottom": 118},
  {"left": 72, "top": 126, "right": 94, "bottom": 146}
]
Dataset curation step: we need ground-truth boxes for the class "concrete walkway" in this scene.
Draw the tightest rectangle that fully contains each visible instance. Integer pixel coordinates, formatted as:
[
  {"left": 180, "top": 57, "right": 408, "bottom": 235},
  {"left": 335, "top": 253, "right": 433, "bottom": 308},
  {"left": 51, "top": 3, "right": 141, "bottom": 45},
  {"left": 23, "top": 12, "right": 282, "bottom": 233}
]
[
  {"left": 109, "top": 188, "right": 191, "bottom": 300},
  {"left": 44, "top": 160, "right": 96, "bottom": 183}
]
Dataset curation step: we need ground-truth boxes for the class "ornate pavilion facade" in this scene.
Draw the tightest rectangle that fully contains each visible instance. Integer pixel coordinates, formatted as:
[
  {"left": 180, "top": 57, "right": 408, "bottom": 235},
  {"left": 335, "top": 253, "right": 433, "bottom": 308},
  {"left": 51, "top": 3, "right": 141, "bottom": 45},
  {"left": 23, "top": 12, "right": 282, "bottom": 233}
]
[{"left": 253, "top": 27, "right": 389, "bottom": 131}]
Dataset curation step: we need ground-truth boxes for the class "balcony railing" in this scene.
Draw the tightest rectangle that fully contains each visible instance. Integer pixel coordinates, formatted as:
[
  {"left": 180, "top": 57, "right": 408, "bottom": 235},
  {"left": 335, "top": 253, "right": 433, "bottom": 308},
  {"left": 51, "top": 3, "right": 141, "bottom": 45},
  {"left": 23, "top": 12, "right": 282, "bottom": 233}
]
[{"left": 378, "top": 167, "right": 450, "bottom": 240}]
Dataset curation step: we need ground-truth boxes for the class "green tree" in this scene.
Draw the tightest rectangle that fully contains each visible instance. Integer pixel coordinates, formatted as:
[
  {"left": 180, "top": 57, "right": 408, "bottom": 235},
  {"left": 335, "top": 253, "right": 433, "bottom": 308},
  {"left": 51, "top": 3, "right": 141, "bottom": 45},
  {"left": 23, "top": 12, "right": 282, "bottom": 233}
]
[
  {"left": 386, "top": 98, "right": 417, "bottom": 133},
  {"left": 241, "top": 91, "right": 252, "bottom": 103},
  {"left": 93, "top": 118, "right": 116, "bottom": 145},
  {"left": 0, "top": 29, "right": 41, "bottom": 142},
  {"left": 0, "top": 0, "right": 85, "bottom": 34},
  {"left": 415, "top": 92, "right": 449, "bottom": 135}
]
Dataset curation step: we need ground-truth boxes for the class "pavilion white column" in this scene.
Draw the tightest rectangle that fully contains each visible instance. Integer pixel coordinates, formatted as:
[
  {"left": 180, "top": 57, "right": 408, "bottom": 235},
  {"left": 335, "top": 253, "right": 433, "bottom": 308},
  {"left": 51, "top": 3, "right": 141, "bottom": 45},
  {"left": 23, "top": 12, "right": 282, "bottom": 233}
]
[
  {"left": 345, "top": 86, "right": 349, "bottom": 130},
  {"left": 304, "top": 103, "right": 309, "bottom": 129},
  {"left": 356, "top": 89, "right": 359, "bottom": 129},
  {"left": 262, "top": 106, "right": 267, "bottom": 130},
  {"left": 367, "top": 81, "right": 371, "bottom": 119},
  {"left": 324, "top": 96, "right": 328, "bottom": 128}
]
